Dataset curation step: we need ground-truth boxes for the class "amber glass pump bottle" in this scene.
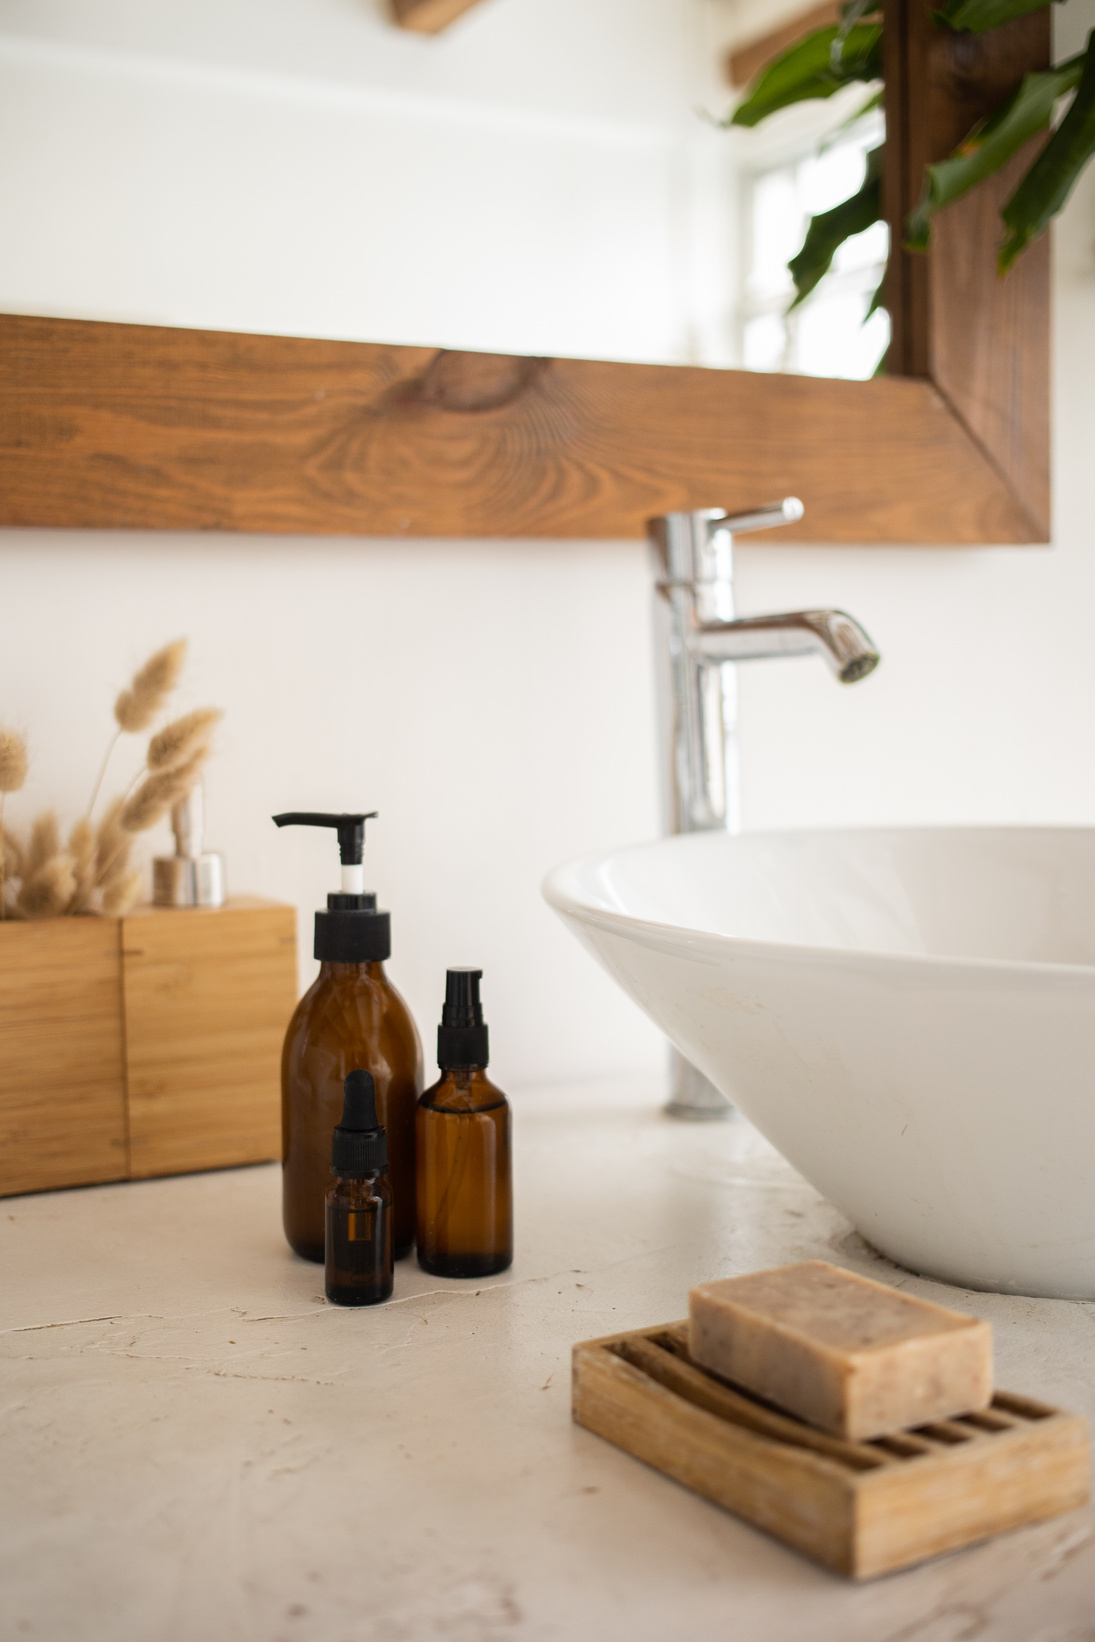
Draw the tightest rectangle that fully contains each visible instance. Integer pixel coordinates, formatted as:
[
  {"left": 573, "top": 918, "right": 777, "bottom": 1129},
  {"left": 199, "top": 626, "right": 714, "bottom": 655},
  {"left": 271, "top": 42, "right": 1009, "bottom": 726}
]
[
  {"left": 275, "top": 812, "right": 422, "bottom": 1263},
  {"left": 416, "top": 969, "right": 512, "bottom": 1279}
]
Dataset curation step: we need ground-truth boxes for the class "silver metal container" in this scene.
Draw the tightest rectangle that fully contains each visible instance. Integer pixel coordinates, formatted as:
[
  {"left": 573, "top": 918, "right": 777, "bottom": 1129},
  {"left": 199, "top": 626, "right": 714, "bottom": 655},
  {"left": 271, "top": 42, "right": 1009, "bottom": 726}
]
[{"left": 152, "top": 785, "right": 226, "bottom": 908}]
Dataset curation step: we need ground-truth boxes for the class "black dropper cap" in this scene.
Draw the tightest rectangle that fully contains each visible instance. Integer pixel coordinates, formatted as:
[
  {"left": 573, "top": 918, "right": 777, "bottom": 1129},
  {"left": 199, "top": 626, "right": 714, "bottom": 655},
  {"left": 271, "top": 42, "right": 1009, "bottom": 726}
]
[
  {"left": 272, "top": 812, "right": 391, "bottom": 962},
  {"left": 331, "top": 1070, "right": 388, "bottom": 1177},
  {"left": 437, "top": 969, "right": 489, "bottom": 1069}
]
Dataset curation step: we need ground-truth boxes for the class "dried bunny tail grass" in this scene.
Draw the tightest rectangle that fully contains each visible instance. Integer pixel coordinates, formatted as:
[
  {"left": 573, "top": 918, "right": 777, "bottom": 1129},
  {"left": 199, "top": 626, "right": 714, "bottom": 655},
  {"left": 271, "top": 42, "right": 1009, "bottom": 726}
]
[
  {"left": 101, "top": 867, "right": 143, "bottom": 917},
  {"left": 114, "top": 639, "right": 187, "bottom": 734},
  {"left": 120, "top": 752, "right": 206, "bottom": 835},
  {"left": 0, "top": 727, "right": 28, "bottom": 793},
  {"left": 1, "top": 825, "right": 23, "bottom": 880},
  {"left": 0, "top": 824, "right": 22, "bottom": 920},
  {"left": 0, "top": 726, "right": 29, "bottom": 917},
  {"left": 84, "top": 799, "right": 131, "bottom": 901},
  {"left": 98, "top": 833, "right": 133, "bottom": 893},
  {"left": 67, "top": 799, "right": 127, "bottom": 914},
  {"left": 147, "top": 707, "right": 223, "bottom": 773},
  {"left": 69, "top": 817, "right": 95, "bottom": 876},
  {"left": 17, "top": 853, "right": 77, "bottom": 919},
  {"left": 68, "top": 817, "right": 96, "bottom": 903},
  {"left": 93, "top": 638, "right": 186, "bottom": 818},
  {"left": 94, "top": 798, "right": 125, "bottom": 873},
  {"left": 25, "top": 811, "right": 60, "bottom": 879}
]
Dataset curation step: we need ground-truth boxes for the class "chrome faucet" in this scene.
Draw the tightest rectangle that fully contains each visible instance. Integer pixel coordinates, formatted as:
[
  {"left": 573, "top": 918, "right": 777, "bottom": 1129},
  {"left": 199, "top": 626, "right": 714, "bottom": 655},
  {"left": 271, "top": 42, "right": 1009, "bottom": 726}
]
[{"left": 648, "top": 500, "right": 880, "bottom": 1116}]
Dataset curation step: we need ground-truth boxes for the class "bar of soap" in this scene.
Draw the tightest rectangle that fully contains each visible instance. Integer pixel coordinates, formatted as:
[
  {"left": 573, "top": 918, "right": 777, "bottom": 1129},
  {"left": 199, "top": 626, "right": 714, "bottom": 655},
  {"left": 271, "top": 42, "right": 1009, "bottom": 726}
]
[{"left": 689, "top": 1261, "right": 993, "bottom": 1441}]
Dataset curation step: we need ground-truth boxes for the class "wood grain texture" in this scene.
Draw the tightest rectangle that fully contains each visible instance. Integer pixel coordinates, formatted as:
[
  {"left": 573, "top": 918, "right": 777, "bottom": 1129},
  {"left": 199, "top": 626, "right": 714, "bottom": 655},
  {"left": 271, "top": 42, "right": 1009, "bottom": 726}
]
[
  {"left": 883, "top": 0, "right": 1050, "bottom": 537},
  {"left": 575, "top": 1334, "right": 855, "bottom": 1573},
  {"left": 0, "top": 313, "right": 1043, "bottom": 544},
  {"left": 122, "top": 898, "right": 297, "bottom": 1180},
  {"left": 392, "top": 0, "right": 487, "bottom": 33},
  {"left": 727, "top": 1, "right": 842, "bottom": 88},
  {"left": 573, "top": 1322, "right": 1090, "bottom": 1580},
  {"left": 0, "top": 918, "right": 128, "bottom": 1197}
]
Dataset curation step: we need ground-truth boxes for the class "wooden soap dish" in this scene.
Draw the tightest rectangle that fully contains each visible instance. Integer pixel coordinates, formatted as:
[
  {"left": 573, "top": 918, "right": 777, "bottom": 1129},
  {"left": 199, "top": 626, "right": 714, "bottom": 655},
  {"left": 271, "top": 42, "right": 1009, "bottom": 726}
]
[{"left": 572, "top": 1321, "right": 1090, "bottom": 1580}]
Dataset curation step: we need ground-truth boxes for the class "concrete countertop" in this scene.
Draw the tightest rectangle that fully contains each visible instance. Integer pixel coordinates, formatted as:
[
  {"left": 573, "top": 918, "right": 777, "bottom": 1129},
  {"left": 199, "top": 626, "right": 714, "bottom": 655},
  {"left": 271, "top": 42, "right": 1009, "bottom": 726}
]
[{"left": 2, "top": 1079, "right": 1093, "bottom": 1640}]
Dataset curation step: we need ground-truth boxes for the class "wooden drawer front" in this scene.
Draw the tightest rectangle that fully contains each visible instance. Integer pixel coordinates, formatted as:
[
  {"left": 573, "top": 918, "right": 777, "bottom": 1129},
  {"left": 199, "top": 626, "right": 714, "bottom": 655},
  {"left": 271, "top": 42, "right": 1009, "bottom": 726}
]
[
  {"left": 0, "top": 918, "right": 128, "bottom": 1196},
  {"left": 123, "top": 899, "right": 297, "bottom": 1180}
]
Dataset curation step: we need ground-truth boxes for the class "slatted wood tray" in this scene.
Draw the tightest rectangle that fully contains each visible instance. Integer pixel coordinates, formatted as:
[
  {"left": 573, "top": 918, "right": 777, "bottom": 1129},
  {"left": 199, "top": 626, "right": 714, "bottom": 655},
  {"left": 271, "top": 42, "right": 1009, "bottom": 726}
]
[{"left": 572, "top": 1321, "right": 1090, "bottom": 1580}]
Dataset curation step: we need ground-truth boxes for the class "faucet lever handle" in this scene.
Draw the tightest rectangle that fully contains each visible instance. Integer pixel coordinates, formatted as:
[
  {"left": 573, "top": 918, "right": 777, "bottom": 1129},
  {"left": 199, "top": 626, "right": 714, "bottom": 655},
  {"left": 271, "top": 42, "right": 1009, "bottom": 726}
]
[
  {"left": 714, "top": 497, "right": 804, "bottom": 537},
  {"left": 649, "top": 498, "right": 804, "bottom": 589}
]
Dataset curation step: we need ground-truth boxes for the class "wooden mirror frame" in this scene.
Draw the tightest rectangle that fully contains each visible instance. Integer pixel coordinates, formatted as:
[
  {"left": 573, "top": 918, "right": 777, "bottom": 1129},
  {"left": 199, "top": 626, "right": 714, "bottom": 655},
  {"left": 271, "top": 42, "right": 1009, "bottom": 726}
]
[{"left": 0, "top": 2, "right": 1049, "bottom": 547}]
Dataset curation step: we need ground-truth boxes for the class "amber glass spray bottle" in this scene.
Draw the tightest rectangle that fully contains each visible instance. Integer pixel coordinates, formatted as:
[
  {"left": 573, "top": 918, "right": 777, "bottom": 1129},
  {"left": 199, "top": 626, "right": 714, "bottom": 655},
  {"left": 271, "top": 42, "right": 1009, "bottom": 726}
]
[
  {"left": 274, "top": 812, "right": 423, "bottom": 1263},
  {"left": 417, "top": 969, "right": 512, "bottom": 1278},
  {"left": 326, "top": 1069, "right": 394, "bottom": 1306}
]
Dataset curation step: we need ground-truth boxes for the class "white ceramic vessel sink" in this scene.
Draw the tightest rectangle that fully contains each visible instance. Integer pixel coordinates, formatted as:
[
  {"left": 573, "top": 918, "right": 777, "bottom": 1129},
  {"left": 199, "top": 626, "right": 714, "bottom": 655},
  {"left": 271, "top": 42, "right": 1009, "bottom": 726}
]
[{"left": 545, "top": 828, "right": 1095, "bottom": 1299}]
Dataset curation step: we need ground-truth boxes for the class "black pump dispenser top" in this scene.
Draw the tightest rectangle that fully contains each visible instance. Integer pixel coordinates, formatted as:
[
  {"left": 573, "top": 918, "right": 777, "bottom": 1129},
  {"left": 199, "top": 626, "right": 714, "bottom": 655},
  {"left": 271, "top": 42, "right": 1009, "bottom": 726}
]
[
  {"left": 331, "top": 1070, "right": 388, "bottom": 1177},
  {"left": 437, "top": 968, "right": 489, "bottom": 1069},
  {"left": 272, "top": 811, "right": 391, "bottom": 962},
  {"left": 273, "top": 812, "right": 376, "bottom": 866}
]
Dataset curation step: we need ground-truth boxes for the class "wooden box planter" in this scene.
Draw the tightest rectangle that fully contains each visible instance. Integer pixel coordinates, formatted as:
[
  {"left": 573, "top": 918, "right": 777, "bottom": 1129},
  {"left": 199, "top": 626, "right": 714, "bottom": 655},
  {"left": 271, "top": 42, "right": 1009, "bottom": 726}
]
[{"left": 0, "top": 897, "right": 297, "bottom": 1197}]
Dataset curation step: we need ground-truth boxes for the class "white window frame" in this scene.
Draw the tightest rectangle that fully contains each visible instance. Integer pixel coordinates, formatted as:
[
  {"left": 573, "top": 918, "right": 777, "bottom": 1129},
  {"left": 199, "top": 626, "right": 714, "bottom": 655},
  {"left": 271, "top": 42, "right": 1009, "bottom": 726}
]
[{"left": 733, "top": 93, "right": 889, "bottom": 380}]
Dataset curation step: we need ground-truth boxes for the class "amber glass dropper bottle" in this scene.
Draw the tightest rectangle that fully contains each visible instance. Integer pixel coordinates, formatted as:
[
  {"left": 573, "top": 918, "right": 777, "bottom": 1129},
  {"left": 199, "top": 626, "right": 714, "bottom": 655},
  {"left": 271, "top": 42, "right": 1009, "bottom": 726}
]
[
  {"left": 274, "top": 812, "right": 423, "bottom": 1264},
  {"left": 326, "top": 1069, "right": 394, "bottom": 1306},
  {"left": 416, "top": 969, "right": 512, "bottom": 1279}
]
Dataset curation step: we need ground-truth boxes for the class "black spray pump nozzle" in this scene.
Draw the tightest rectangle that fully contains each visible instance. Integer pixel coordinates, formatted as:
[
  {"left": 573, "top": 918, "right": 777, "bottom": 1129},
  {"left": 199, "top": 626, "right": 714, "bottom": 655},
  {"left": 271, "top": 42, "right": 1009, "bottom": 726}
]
[
  {"left": 331, "top": 1070, "right": 388, "bottom": 1178},
  {"left": 443, "top": 968, "right": 484, "bottom": 1027},
  {"left": 438, "top": 968, "right": 489, "bottom": 1069},
  {"left": 272, "top": 812, "right": 378, "bottom": 866}
]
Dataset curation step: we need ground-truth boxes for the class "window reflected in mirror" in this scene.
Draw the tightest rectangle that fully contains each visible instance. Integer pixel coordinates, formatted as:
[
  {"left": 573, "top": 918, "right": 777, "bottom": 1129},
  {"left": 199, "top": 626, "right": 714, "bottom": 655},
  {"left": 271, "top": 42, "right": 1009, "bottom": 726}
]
[{"left": 739, "top": 111, "right": 889, "bottom": 380}]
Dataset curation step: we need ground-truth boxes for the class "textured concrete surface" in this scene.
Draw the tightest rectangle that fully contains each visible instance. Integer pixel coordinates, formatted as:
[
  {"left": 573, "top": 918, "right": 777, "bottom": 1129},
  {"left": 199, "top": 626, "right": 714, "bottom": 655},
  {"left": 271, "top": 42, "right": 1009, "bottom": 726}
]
[{"left": 2, "top": 1079, "right": 1093, "bottom": 1641}]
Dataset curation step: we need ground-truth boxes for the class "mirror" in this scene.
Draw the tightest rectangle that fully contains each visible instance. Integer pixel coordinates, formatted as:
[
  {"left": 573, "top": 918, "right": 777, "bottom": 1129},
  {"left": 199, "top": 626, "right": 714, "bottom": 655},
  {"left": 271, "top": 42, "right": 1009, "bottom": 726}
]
[{"left": 0, "top": 0, "right": 888, "bottom": 378}]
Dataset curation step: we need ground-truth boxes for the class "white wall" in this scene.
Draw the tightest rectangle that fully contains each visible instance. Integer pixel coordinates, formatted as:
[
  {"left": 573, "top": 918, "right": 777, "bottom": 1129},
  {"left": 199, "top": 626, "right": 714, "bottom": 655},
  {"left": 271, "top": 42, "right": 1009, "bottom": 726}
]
[
  {"left": 0, "top": 531, "right": 664, "bottom": 1084},
  {"left": 2, "top": 0, "right": 1095, "bottom": 1090}
]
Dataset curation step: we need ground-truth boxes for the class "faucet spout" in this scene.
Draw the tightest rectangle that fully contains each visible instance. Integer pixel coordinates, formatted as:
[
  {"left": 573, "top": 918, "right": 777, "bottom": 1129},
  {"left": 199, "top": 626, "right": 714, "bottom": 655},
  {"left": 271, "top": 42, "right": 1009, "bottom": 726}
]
[
  {"left": 647, "top": 498, "right": 881, "bottom": 1119},
  {"left": 689, "top": 610, "right": 880, "bottom": 684}
]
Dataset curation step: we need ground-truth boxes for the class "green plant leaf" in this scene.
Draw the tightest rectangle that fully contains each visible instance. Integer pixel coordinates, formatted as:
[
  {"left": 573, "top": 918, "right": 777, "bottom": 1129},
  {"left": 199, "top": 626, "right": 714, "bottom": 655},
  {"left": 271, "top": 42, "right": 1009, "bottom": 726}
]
[
  {"left": 831, "top": 0, "right": 882, "bottom": 71},
  {"left": 865, "top": 271, "right": 887, "bottom": 319},
  {"left": 788, "top": 146, "right": 884, "bottom": 308},
  {"left": 730, "top": 23, "right": 882, "bottom": 129},
  {"left": 1000, "top": 30, "right": 1095, "bottom": 270},
  {"left": 939, "top": 0, "right": 1058, "bottom": 34},
  {"left": 905, "top": 53, "right": 1084, "bottom": 249}
]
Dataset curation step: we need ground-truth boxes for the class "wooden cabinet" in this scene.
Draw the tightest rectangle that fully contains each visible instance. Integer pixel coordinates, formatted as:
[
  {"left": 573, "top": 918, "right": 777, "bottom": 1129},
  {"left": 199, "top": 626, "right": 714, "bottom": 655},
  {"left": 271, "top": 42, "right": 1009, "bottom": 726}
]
[{"left": 0, "top": 897, "right": 297, "bottom": 1198}]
